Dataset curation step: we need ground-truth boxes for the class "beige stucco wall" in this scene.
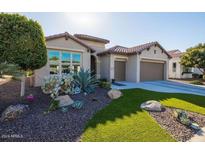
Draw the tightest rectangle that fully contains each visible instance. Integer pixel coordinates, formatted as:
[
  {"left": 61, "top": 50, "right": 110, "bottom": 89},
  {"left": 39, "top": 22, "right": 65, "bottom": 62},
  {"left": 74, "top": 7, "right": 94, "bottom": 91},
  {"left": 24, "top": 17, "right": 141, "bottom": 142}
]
[
  {"left": 168, "top": 57, "right": 182, "bottom": 79},
  {"left": 79, "top": 39, "right": 106, "bottom": 52},
  {"left": 168, "top": 57, "right": 194, "bottom": 79},
  {"left": 99, "top": 54, "right": 110, "bottom": 80},
  {"left": 34, "top": 60, "right": 50, "bottom": 87},
  {"left": 140, "top": 46, "right": 168, "bottom": 60},
  {"left": 126, "top": 55, "right": 138, "bottom": 82},
  {"left": 46, "top": 37, "right": 87, "bottom": 51},
  {"left": 78, "top": 39, "right": 108, "bottom": 79},
  {"left": 99, "top": 54, "right": 137, "bottom": 82},
  {"left": 100, "top": 54, "right": 129, "bottom": 82},
  {"left": 34, "top": 37, "right": 90, "bottom": 87}
]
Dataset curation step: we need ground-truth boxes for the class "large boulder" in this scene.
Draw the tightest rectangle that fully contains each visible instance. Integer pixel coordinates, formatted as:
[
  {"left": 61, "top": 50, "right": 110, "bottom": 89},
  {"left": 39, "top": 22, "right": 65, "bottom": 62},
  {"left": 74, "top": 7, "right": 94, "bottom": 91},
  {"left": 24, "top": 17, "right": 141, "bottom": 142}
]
[
  {"left": 1, "top": 104, "right": 29, "bottom": 122},
  {"left": 140, "top": 100, "right": 163, "bottom": 112},
  {"left": 55, "top": 95, "right": 74, "bottom": 107},
  {"left": 107, "top": 89, "right": 122, "bottom": 99}
]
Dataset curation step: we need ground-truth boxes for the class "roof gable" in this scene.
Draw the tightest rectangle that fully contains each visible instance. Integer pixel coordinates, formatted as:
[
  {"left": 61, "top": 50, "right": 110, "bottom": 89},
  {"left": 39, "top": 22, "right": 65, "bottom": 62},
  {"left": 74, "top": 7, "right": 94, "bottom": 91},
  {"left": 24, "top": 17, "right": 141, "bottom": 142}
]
[
  {"left": 168, "top": 49, "right": 183, "bottom": 58},
  {"left": 97, "top": 41, "right": 171, "bottom": 58},
  {"left": 74, "top": 34, "right": 110, "bottom": 44},
  {"left": 46, "top": 32, "right": 96, "bottom": 53}
]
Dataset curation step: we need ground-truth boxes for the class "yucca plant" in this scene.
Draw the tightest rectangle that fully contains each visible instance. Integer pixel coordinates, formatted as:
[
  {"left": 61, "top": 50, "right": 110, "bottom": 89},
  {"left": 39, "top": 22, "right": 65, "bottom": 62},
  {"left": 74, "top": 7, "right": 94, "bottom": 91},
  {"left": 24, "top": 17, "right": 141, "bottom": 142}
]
[{"left": 73, "top": 68, "right": 99, "bottom": 93}]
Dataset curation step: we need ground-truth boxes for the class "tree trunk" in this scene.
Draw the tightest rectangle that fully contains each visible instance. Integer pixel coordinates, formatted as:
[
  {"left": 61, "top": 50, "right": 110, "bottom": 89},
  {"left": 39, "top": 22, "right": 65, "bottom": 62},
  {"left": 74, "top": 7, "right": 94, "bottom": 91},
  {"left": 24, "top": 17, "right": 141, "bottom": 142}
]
[
  {"left": 203, "top": 69, "right": 205, "bottom": 80},
  {"left": 29, "top": 75, "right": 34, "bottom": 87},
  {"left": 20, "top": 75, "right": 25, "bottom": 97}
]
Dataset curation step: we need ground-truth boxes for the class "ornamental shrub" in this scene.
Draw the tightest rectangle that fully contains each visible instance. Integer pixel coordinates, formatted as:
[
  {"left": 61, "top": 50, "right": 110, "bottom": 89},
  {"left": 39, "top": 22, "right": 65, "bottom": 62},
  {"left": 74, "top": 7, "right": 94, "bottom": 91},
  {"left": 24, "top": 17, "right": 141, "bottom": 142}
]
[
  {"left": 0, "top": 13, "right": 47, "bottom": 71},
  {"left": 99, "top": 80, "right": 111, "bottom": 89},
  {"left": 41, "top": 74, "right": 76, "bottom": 99}
]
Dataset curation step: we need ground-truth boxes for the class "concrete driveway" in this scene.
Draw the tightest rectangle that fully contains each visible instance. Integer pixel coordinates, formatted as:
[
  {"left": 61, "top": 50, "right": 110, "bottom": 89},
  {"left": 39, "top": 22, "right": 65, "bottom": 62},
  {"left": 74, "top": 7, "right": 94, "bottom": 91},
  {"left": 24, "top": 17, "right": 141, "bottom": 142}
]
[{"left": 112, "top": 80, "right": 205, "bottom": 96}]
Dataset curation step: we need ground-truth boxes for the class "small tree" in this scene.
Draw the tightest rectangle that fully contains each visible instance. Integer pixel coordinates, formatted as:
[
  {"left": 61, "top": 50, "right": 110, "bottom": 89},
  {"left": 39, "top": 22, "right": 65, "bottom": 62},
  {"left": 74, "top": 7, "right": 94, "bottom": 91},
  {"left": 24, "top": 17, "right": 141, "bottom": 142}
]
[
  {"left": 0, "top": 13, "right": 47, "bottom": 70},
  {"left": 180, "top": 43, "right": 205, "bottom": 78},
  {"left": 0, "top": 13, "right": 47, "bottom": 95}
]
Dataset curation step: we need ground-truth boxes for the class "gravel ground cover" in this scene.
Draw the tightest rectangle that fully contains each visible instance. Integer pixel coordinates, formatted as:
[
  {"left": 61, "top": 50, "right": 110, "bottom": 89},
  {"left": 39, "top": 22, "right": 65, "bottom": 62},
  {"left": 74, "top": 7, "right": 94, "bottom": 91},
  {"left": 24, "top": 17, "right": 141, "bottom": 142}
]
[
  {"left": 149, "top": 107, "right": 205, "bottom": 142},
  {"left": 0, "top": 79, "right": 111, "bottom": 141}
]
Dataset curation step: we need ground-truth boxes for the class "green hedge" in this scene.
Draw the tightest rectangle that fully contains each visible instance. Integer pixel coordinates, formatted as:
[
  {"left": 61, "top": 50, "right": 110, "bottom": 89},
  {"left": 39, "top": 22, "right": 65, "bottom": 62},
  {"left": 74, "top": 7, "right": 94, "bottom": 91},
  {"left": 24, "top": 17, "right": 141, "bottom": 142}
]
[{"left": 0, "top": 13, "right": 47, "bottom": 71}]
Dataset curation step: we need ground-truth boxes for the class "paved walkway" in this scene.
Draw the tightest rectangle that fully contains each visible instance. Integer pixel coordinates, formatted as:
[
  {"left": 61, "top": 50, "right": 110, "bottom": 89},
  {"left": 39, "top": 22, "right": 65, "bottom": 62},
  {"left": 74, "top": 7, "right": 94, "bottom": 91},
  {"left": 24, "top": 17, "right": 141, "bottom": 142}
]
[
  {"left": 112, "top": 80, "right": 205, "bottom": 96},
  {"left": 189, "top": 127, "right": 205, "bottom": 142}
]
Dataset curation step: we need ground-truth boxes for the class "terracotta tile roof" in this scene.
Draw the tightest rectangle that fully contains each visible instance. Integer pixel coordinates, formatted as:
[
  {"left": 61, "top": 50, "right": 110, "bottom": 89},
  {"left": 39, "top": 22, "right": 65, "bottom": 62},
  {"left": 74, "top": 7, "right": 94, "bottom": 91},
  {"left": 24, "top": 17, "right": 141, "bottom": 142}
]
[
  {"left": 168, "top": 49, "right": 183, "bottom": 58},
  {"left": 74, "top": 34, "right": 110, "bottom": 44},
  {"left": 97, "top": 41, "right": 171, "bottom": 58},
  {"left": 46, "top": 32, "right": 96, "bottom": 53}
]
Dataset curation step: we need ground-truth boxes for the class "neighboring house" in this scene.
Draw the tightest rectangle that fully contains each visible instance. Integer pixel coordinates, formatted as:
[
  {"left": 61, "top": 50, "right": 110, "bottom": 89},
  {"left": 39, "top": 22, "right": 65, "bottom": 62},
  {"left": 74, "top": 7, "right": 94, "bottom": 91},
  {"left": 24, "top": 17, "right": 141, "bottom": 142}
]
[
  {"left": 34, "top": 32, "right": 171, "bottom": 86},
  {"left": 168, "top": 50, "right": 203, "bottom": 79}
]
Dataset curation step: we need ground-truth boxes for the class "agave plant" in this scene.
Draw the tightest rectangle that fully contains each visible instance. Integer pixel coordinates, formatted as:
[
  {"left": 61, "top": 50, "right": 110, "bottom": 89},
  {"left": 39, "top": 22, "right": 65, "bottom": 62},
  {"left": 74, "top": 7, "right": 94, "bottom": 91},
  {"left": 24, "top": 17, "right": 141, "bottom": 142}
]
[
  {"left": 73, "top": 68, "right": 99, "bottom": 93},
  {"left": 173, "top": 109, "right": 191, "bottom": 126},
  {"left": 173, "top": 109, "right": 200, "bottom": 130}
]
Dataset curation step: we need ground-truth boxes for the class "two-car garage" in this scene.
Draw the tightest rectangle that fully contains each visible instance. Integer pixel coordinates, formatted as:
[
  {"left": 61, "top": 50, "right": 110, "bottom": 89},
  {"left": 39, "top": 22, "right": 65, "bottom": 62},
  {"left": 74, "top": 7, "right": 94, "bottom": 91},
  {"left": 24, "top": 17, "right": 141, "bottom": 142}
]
[{"left": 114, "top": 59, "right": 165, "bottom": 82}]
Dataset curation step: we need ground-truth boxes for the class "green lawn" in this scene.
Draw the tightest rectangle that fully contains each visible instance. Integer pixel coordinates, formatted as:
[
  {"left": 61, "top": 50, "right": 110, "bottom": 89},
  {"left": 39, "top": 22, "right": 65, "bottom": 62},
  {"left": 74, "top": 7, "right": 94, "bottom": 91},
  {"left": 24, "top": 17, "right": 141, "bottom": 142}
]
[{"left": 81, "top": 89, "right": 205, "bottom": 142}]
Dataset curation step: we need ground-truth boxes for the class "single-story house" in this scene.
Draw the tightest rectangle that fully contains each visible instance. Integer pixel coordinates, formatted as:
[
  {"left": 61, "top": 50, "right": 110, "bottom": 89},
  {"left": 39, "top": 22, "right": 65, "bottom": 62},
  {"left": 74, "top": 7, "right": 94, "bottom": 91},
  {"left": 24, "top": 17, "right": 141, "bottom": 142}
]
[
  {"left": 168, "top": 50, "right": 203, "bottom": 79},
  {"left": 34, "top": 32, "right": 171, "bottom": 86}
]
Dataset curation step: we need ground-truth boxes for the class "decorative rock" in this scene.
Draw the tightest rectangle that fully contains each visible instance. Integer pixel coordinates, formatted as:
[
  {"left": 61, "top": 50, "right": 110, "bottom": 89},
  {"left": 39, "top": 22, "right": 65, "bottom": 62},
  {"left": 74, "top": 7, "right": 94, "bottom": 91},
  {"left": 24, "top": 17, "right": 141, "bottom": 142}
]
[
  {"left": 140, "top": 100, "right": 163, "bottom": 112},
  {"left": 107, "top": 89, "right": 122, "bottom": 99},
  {"left": 55, "top": 95, "right": 74, "bottom": 107},
  {"left": 1, "top": 104, "right": 29, "bottom": 122}
]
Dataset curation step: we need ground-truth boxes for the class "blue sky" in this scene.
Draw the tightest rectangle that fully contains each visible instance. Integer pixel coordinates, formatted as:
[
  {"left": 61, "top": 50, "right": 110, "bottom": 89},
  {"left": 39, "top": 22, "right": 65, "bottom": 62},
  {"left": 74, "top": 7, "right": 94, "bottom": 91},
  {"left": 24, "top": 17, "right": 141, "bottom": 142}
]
[{"left": 21, "top": 12, "right": 205, "bottom": 51}]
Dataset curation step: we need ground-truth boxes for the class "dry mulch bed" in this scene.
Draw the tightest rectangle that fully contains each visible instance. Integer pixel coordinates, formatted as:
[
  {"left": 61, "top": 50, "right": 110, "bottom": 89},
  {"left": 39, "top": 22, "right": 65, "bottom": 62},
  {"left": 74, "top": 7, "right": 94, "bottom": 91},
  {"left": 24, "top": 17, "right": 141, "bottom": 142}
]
[
  {"left": 149, "top": 107, "right": 205, "bottom": 142},
  {"left": 0, "top": 79, "right": 111, "bottom": 142}
]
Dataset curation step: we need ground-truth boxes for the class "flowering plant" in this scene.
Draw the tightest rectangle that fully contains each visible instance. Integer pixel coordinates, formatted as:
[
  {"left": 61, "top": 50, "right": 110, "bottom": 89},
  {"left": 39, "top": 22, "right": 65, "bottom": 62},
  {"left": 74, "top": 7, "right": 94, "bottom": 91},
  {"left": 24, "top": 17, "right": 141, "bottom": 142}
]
[{"left": 26, "top": 94, "right": 34, "bottom": 102}]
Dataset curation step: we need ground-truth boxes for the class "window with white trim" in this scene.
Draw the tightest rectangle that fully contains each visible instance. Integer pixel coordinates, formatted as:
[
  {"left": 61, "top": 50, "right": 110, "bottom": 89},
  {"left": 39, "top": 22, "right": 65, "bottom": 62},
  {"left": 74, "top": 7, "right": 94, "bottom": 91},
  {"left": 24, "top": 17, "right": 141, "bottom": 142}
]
[
  {"left": 172, "top": 62, "right": 176, "bottom": 72},
  {"left": 48, "top": 49, "right": 81, "bottom": 75}
]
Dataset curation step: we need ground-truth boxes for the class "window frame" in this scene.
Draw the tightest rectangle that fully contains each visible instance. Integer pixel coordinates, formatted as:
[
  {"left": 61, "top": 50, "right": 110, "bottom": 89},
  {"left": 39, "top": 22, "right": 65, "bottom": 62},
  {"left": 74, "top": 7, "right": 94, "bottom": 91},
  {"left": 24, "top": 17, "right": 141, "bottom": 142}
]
[
  {"left": 48, "top": 49, "right": 82, "bottom": 75},
  {"left": 172, "top": 62, "right": 176, "bottom": 72}
]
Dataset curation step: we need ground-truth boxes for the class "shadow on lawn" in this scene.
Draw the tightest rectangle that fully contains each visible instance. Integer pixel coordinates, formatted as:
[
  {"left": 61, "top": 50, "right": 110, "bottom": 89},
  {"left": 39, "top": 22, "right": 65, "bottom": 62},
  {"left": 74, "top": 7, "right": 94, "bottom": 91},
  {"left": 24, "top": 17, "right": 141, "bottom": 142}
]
[{"left": 83, "top": 88, "right": 205, "bottom": 130}]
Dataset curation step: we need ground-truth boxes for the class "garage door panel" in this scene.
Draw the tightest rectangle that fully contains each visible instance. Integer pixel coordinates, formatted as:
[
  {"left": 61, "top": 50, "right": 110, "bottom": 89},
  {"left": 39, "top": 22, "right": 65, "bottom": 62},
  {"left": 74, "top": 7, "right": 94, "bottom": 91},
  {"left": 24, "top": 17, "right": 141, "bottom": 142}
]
[
  {"left": 140, "top": 61, "right": 164, "bottom": 81},
  {"left": 114, "top": 61, "right": 126, "bottom": 81}
]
